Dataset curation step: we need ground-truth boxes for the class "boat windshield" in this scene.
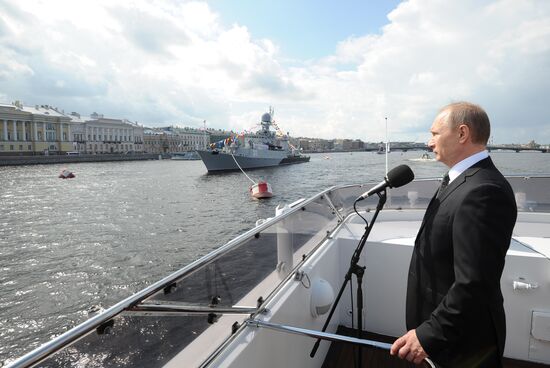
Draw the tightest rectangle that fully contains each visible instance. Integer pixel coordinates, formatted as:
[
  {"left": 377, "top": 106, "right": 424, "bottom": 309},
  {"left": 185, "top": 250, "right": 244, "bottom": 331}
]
[{"left": 10, "top": 176, "right": 550, "bottom": 368}]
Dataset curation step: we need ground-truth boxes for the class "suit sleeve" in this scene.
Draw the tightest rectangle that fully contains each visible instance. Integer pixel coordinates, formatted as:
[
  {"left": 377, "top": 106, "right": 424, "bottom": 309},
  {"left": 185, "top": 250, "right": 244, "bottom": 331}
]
[{"left": 415, "top": 182, "right": 515, "bottom": 355}]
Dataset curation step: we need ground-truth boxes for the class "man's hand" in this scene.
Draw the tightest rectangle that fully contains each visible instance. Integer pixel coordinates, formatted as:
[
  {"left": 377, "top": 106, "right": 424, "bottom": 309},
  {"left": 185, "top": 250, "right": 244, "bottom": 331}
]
[{"left": 390, "top": 329, "right": 428, "bottom": 365}]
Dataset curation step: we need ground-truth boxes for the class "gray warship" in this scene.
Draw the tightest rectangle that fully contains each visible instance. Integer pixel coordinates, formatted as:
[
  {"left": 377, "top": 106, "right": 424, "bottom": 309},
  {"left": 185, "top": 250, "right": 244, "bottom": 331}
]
[{"left": 196, "top": 110, "right": 310, "bottom": 172}]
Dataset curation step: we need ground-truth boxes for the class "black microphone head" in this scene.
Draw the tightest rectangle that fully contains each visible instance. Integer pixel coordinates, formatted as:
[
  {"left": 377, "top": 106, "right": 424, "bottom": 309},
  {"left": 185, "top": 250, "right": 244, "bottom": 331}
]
[{"left": 386, "top": 164, "right": 415, "bottom": 188}]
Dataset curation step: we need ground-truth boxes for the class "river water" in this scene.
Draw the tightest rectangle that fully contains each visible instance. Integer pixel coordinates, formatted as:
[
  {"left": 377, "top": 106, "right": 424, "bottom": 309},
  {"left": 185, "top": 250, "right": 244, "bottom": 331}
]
[{"left": 0, "top": 151, "right": 548, "bottom": 363}]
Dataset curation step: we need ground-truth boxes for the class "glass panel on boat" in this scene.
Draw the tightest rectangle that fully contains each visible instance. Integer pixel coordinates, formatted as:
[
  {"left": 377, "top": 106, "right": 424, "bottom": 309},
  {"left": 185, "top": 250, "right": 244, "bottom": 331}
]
[
  {"left": 285, "top": 194, "right": 340, "bottom": 252},
  {"left": 507, "top": 176, "right": 550, "bottom": 212},
  {"left": 142, "top": 195, "right": 339, "bottom": 309},
  {"left": 327, "top": 180, "right": 440, "bottom": 215},
  {"left": 325, "top": 186, "right": 365, "bottom": 216},
  {"left": 385, "top": 179, "right": 440, "bottom": 209},
  {"left": 35, "top": 314, "right": 221, "bottom": 368}
]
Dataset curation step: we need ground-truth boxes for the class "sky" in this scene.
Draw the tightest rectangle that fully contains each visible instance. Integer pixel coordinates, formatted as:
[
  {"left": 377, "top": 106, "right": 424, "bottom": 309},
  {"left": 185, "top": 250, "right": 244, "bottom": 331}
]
[{"left": 1, "top": 0, "right": 549, "bottom": 144}]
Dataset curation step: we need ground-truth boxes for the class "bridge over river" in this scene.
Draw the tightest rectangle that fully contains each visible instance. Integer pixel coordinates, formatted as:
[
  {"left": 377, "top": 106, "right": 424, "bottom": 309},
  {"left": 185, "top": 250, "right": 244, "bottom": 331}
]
[
  {"left": 363, "top": 144, "right": 548, "bottom": 153},
  {"left": 487, "top": 145, "right": 548, "bottom": 153}
]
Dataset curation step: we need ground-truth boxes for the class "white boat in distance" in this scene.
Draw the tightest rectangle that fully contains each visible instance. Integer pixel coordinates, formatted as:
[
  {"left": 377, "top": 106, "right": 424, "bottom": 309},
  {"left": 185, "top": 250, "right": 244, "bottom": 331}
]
[
  {"left": 196, "top": 110, "right": 309, "bottom": 172},
  {"left": 8, "top": 175, "right": 550, "bottom": 368},
  {"left": 409, "top": 152, "right": 437, "bottom": 162}
]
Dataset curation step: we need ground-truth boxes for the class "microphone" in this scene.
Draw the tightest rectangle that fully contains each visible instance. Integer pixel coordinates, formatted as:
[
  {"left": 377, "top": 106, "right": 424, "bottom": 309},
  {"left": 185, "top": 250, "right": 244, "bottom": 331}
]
[{"left": 356, "top": 164, "right": 414, "bottom": 201}]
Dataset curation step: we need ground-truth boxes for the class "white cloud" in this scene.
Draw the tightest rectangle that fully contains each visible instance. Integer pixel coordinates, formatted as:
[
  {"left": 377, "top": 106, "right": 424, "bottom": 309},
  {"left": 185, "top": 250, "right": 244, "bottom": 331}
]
[
  {"left": 0, "top": 0, "right": 549, "bottom": 143},
  {"left": 287, "top": 0, "right": 550, "bottom": 143}
]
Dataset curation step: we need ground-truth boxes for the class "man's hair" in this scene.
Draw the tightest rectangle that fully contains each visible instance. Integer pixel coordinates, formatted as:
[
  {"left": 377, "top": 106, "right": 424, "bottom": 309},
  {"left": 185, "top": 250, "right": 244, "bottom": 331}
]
[{"left": 440, "top": 102, "right": 491, "bottom": 144}]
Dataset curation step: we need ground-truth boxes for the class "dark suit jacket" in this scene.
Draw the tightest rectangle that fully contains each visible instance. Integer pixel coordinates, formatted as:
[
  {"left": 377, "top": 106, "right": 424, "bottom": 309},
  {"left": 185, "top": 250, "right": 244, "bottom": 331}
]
[{"left": 406, "top": 157, "right": 517, "bottom": 367}]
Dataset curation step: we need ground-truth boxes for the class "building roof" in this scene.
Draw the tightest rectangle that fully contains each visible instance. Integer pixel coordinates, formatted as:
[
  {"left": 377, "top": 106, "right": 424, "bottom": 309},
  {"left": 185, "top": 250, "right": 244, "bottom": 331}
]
[{"left": 20, "top": 104, "right": 68, "bottom": 118}]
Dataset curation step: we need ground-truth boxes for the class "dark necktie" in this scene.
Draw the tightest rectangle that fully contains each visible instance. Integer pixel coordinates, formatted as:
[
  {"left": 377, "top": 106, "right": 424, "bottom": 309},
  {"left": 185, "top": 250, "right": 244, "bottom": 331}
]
[{"left": 437, "top": 172, "right": 450, "bottom": 199}]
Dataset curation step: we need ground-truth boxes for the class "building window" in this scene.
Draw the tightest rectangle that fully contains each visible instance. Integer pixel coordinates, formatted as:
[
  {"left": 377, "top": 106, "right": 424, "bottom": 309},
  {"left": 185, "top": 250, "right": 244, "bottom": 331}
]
[
  {"left": 19, "top": 145, "right": 23, "bottom": 150},
  {"left": 10, "top": 145, "right": 14, "bottom": 150},
  {"left": 0, "top": 145, "right": 4, "bottom": 150},
  {"left": 28, "top": 145, "right": 31, "bottom": 150}
]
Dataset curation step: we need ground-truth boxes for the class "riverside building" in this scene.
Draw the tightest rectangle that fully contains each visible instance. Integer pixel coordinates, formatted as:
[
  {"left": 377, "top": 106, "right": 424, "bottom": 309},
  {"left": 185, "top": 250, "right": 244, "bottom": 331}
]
[
  {"left": 0, "top": 101, "right": 144, "bottom": 156},
  {"left": 0, "top": 102, "right": 73, "bottom": 155},
  {"left": 68, "top": 112, "right": 144, "bottom": 154},
  {"left": 143, "top": 126, "right": 209, "bottom": 154}
]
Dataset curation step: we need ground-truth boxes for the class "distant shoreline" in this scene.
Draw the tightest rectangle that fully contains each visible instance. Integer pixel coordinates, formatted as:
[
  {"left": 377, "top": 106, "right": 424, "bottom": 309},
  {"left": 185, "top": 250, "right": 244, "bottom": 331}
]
[
  {"left": 1, "top": 146, "right": 546, "bottom": 166},
  {"left": 0, "top": 153, "right": 163, "bottom": 166}
]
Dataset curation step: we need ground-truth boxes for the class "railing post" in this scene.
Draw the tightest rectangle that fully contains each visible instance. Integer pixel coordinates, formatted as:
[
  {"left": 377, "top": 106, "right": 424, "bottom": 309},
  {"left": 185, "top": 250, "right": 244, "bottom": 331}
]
[{"left": 275, "top": 204, "right": 293, "bottom": 279}]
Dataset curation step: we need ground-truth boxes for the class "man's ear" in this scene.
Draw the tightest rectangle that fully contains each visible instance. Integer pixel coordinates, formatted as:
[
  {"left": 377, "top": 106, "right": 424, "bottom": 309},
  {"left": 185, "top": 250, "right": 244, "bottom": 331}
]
[{"left": 458, "top": 124, "right": 470, "bottom": 143}]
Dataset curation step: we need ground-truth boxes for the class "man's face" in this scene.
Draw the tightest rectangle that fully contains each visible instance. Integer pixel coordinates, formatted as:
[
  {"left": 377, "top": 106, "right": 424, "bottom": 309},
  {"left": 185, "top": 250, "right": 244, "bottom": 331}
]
[{"left": 428, "top": 112, "right": 460, "bottom": 167}]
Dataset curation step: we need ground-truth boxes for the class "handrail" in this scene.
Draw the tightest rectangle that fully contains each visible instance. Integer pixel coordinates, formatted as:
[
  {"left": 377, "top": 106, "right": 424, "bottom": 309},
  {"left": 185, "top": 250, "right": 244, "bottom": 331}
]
[
  {"left": 245, "top": 319, "right": 393, "bottom": 349},
  {"left": 245, "top": 319, "right": 436, "bottom": 368},
  {"left": 127, "top": 303, "right": 258, "bottom": 315}
]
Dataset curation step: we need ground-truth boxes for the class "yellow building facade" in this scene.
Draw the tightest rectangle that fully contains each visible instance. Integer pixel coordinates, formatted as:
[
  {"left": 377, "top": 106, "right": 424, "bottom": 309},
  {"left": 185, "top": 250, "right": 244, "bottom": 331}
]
[{"left": 0, "top": 103, "right": 73, "bottom": 155}]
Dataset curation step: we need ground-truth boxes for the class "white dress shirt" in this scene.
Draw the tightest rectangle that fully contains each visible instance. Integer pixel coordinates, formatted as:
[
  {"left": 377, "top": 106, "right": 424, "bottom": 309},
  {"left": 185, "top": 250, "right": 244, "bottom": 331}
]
[{"left": 448, "top": 150, "right": 489, "bottom": 183}]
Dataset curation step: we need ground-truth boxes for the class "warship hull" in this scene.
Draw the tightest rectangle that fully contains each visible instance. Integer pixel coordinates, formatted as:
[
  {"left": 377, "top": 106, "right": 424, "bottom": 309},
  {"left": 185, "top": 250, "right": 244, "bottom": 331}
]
[{"left": 196, "top": 149, "right": 310, "bottom": 172}]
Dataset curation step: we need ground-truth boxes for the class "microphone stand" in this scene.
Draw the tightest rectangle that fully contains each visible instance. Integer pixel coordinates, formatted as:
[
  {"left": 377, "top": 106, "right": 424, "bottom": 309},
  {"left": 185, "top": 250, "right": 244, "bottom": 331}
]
[{"left": 310, "top": 190, "right": 387, "bottom": 368}]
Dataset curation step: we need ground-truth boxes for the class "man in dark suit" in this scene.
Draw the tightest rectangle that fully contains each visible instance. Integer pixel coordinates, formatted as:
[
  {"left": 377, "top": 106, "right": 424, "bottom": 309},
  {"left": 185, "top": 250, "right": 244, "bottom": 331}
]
[{"left": 390, "top": 102, "right": 517, "bottom": 367}]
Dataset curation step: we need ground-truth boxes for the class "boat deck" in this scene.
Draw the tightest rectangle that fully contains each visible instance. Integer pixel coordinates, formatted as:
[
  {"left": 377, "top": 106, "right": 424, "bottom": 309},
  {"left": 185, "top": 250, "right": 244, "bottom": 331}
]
[{"left": 323, "top": 326, "right": 550, "bottom": 368}]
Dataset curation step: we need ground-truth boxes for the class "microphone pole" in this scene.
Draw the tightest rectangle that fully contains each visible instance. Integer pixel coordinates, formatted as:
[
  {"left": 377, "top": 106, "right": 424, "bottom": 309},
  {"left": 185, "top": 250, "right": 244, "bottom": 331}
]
[{"left": 310, "top": 190, "right": 387, "bottom": 367}]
